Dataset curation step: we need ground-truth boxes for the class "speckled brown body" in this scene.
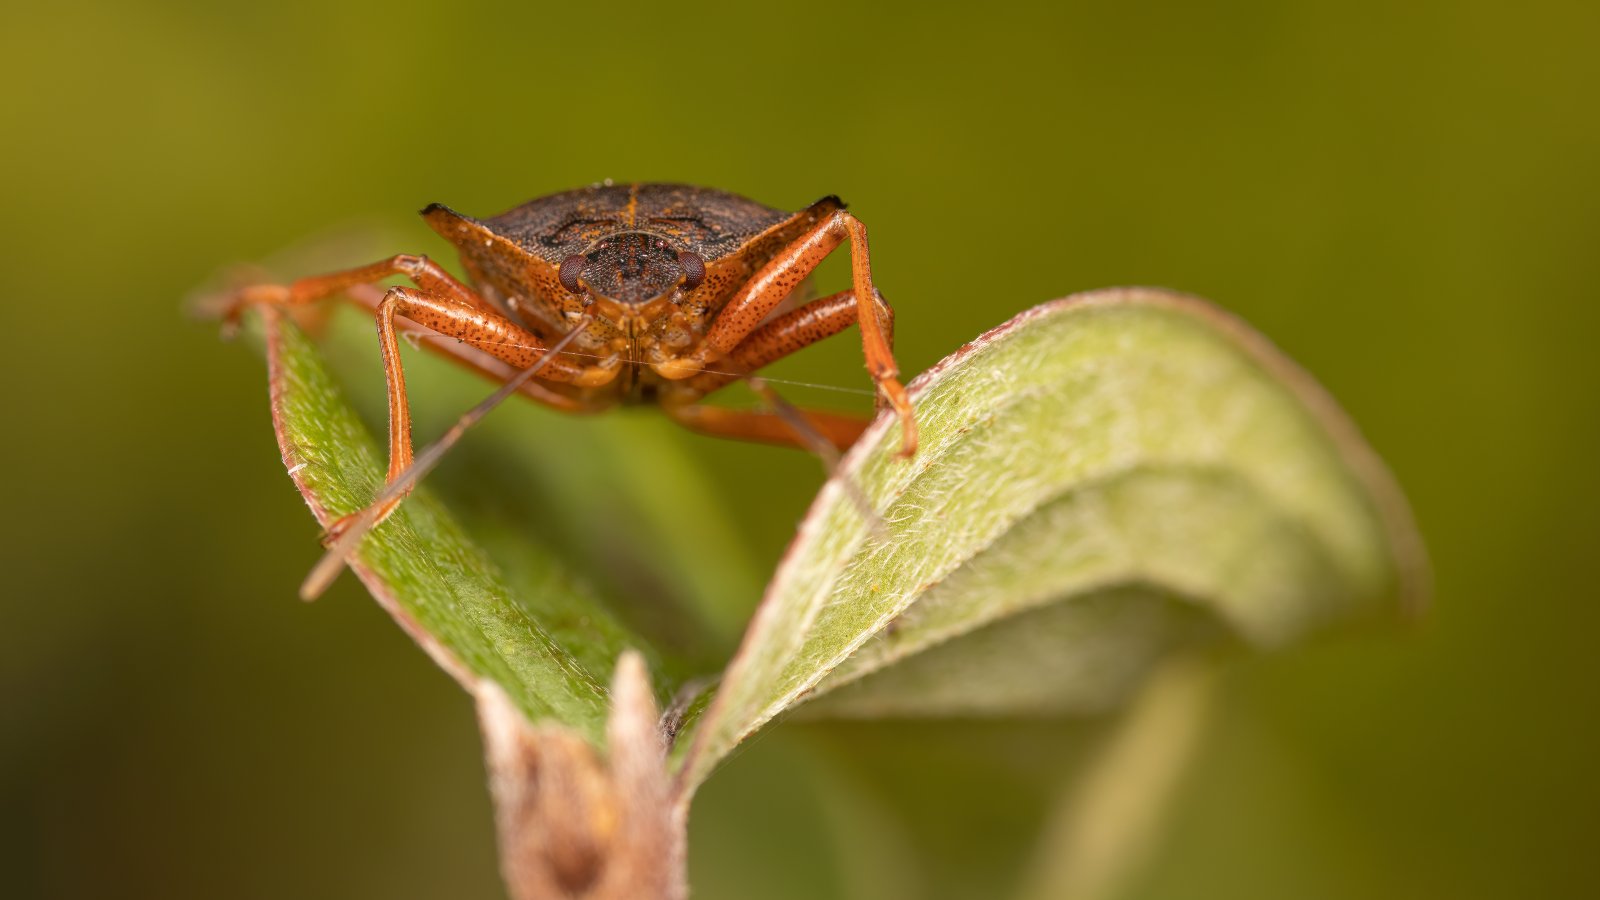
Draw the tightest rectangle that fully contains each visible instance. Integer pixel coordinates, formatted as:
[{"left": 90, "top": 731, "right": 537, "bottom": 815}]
[
  {"left": 223, "top": 181, "right": 916, "bottom": 556},
  {"left": 424, "top": 183, "right": 843, "bottom": 406}
]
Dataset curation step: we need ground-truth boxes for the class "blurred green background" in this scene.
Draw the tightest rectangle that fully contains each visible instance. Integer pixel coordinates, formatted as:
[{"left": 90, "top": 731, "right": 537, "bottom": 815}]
[{"left": 3, "top": 1, "right": 1596, "bottom": 897}]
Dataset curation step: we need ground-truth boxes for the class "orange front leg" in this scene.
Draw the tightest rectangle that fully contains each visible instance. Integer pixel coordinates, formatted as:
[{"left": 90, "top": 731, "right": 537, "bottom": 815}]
[
  {"left": 340, "top": 284, "right": 587, "bottom": 414},
  {"left": 684, "top": 289, "right": 892, "bottom": 398},
  {"left": 219, "top": 252, "right": 591, "bottom": 406},
  {"left": 657, "top": 210, "right": 918, "bottom": 457},
  {"left": 223, "top": 253, "right": 501, "bottom": 325},
  {"left": 367, "top": 286, "right": 592, "bottom": 484},
  {"left": 285, "top": 285, "right": 596, "bottom": 541},
  {"left": 665, "top": 289, "right": 900, "bottom": 453},
  {"left": 214, "top": 258, "right": 611, "bottom": 543}
]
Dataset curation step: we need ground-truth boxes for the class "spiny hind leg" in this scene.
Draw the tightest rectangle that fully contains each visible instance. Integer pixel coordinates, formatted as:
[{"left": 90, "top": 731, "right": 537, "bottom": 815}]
[{"left": 665, "top": 404, "right": 868, "bottom": 451}]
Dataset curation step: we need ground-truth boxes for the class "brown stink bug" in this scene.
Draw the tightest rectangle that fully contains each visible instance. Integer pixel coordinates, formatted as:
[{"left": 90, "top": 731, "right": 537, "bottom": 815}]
[{"left": 222, "top": 183, "right": 917, "bottom": 591}]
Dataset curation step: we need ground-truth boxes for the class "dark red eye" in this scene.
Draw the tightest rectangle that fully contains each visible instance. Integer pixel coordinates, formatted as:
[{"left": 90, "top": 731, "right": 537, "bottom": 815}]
[
  {"left": 558, "top": 254, "right": 586, "bottom": 294},
  {"left": 678, "top": 251, "right": 705, "bottom": 290}
]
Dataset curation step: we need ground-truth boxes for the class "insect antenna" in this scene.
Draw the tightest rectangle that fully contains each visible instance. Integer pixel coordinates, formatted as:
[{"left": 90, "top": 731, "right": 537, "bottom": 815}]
[
  {"left": 744, "top": 375, "right": 888, "bottom": 540},
  {"left": 300, "top": 315, "right": 595, "bottom": 600}
]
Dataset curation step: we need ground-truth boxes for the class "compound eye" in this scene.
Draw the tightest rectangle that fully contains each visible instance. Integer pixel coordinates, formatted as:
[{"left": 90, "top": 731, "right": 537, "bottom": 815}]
[
  {"left": 678, "top": 251, "right": 706, "bottom": 291},
  {"left": 558, "top": 254, "right": 586, "bottom": 294}
]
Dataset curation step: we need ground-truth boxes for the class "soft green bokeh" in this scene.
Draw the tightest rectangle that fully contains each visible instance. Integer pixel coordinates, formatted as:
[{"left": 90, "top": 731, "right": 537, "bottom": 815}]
[{"left": 3, "top": 1, "right": 1596, "bottom": 898}]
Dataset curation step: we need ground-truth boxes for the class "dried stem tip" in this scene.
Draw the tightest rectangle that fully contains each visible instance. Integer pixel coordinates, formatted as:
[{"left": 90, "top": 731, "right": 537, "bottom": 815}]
[{"left": 475, "top": 652, "right": 684, "bottom": 900}]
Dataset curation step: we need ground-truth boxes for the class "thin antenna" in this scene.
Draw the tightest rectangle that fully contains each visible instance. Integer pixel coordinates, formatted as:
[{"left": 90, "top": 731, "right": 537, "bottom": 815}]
[
  {"left": 745, "top": 376, "right": 888, "bottom": 540},
  {"left": 300, "top": 316, "right": 594, "bottom": 600}
]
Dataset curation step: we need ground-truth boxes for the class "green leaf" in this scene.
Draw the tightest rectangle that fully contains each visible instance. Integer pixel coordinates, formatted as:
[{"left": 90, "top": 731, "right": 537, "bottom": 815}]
[
  {"left": 305, "top": 293, "right": 766, "bottom": 661},
  {"left": 255, "top": 307, "right": 641, "bottom": 744},
  {"left": 676, "top": 288, "right": 1425, "bottom": 792}
]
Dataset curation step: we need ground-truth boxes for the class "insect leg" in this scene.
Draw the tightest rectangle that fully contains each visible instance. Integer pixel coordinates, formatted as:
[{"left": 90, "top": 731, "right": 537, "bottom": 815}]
[
  {"left": 366, "top": 286, "right": 589, "bottom": 483},
  {"left": 302, "top": 311, "right": 595, "bottom": 599},
  {"left": 667, "top": 383, "right": 884, "bottom": 536},
  {"left": 660, "top": 210, "right": 916, "bottom": 456},
  {"left": 341, "top": 284, "right": 586, "bottom": 413},
  {"left": 307, "top": 286, "right": 593, "bottom": 553},
  {"left": 683, "top": 290, "right": 891, "bottom": 397},
  {"left": 213, "top": 255, "right": 588, "bottom": 409},
  {"left": 222, "top": 253, "right": 500, "bottom": 323},
  {"left": 665, "top": 289, "right": 894, "bottom": 449},
  {"left": 664, "top": 404, "right": 868, "bottom": 451}
]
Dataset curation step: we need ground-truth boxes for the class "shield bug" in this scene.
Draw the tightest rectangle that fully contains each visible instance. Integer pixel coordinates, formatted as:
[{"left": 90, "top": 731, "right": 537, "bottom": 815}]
[{"left": 221, "top": 183, "right": 917, "bottom": 591}]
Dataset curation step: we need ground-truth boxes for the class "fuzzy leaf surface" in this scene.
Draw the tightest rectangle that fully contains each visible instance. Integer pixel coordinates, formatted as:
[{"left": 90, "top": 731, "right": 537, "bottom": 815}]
[
  {"left": 677, "top": 288, "right": 1425, "bottom": 791},
  {"left": 258, "top": 309, "right": 642, "bottom": 743}
]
